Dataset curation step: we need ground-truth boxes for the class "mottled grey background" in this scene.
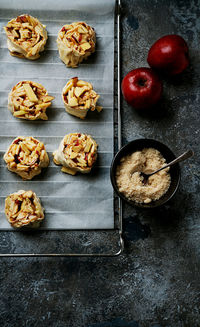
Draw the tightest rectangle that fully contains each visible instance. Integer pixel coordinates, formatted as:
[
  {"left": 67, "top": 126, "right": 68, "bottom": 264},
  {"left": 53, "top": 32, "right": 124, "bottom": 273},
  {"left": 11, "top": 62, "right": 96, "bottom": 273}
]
[{"left": 0, "top": 0, "right": 200, "bottom": 326}]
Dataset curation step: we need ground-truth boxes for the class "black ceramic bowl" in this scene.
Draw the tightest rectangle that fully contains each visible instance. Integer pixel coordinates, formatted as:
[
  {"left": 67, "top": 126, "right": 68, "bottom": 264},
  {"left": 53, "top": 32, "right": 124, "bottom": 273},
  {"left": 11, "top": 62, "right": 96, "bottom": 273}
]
[{"left": 110, "top": 138, "right": 180, "bottom": 208}]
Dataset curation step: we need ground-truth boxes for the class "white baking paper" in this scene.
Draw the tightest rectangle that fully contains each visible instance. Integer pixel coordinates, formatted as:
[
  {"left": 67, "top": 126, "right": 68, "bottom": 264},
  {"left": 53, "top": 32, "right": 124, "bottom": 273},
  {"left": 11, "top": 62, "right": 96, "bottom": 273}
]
[{"left": 0, "top": 0, "right": 115, "bottom": 229}]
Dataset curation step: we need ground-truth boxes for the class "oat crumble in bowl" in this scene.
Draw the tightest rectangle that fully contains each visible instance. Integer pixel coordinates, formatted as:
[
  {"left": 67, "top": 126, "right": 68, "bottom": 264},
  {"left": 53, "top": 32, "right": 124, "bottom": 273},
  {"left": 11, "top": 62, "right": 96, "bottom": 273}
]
[
  {"left": 110, "top": 139, "right": 180, "bottom": 208},
  {"left": 116, "top": 148, "right": 171, "bottom": 204}
]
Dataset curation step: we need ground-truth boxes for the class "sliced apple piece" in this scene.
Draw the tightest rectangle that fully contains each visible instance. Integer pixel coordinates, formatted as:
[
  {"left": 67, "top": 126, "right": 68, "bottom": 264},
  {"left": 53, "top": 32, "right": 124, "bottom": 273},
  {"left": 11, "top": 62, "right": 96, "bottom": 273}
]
[
  {"left": 84, "top": 140, "right": 92, "bottom": 153},
  {"left": 14, "top": 110, "right": 27, "bottom": 117},
  {"left": 76, "top": 80, "right": 86, "bottom": 87},
  {"left": 74, "top": 86, "right": 88, "bottom": 98},
  {"left": 12, "top": 29, "right": 19, "bottom": 38},
  {"left": 26, "top": 142, "right": 36, "bottom": 151},
  {"left": 68, "top": 87, "right": 74, "bottom": 98},
  {"left": 63, "top": 81, "right": 73, "bottom": 94},
  {"left": 20, "top": 143, "right": 30, "bottom": 155},
  {"left": 72, "top": 145, "right": 82, "bottom": 153},
  {"left": 80, "top": 42, "right": 91, "bottom": 51},
  {"left": 43, "top": 96, "right": 54, "bottom": 103},
  {"left": 69, "top": 152, "right": 78, "bottom": 159},
  {"left": 63, "top": 24, "right": 71, "bottom": 30},
  {"left": 68, "top": 96, "right": 78, "bottom": 107},
  {"left": 77, "top": 157, "right": 87, "bottom": 166},
  {"left": 23, "top": 83, "right": 38, "bottom": 102},
  {"left": 24, "top": 190, "right": 33, "bottom": 198},
  {"left": 76, "top": 80, "right": 92, "bottom": 89},
  {"left": 77, "top": 25, "right": 89, "bottom": 34},
  {"left": 84, "top": 99, "right": 91, "bottom": 109}
]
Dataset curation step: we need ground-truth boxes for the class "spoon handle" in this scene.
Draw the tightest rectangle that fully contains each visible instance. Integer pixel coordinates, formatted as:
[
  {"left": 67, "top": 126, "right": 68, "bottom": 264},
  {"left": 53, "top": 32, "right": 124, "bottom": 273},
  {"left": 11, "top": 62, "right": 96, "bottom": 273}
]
[
  {"left": 149, "top": 149, "right": 194, "bottom": 176},
  {"left": 166, "top": 149, "right": 194, "bottom": 168}
]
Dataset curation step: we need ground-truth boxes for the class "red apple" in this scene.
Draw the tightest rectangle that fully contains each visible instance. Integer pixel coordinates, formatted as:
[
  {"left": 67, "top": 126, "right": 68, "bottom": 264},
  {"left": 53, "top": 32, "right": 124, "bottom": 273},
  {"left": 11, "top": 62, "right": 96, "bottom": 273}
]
[
  {"left": 147, "top": 35, "right": 189, "bottom": 75},
  {"left": 121, "top": 67, "right": 163, "bottom": 109}
]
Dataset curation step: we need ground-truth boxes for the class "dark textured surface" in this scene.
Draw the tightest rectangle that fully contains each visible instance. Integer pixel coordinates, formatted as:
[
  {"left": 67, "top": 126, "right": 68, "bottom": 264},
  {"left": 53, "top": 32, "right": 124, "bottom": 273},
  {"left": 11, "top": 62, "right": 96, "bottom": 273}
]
[{"left": 0, "top": 0, "right": 200, "bottom": 326}]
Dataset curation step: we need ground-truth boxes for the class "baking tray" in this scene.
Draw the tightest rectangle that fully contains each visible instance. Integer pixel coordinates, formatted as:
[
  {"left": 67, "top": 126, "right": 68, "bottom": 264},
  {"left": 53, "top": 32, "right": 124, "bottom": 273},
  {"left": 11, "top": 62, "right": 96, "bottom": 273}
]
[{"left": 0, "top": 0, "right": 123, "bottom": 256}]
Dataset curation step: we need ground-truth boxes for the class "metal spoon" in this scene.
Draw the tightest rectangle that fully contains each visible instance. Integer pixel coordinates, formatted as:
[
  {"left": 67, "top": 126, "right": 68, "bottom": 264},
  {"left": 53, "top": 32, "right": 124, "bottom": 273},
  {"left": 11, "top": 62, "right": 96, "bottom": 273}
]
[{"left": 140, "top": 149, "right": 194, "bottom": 185}]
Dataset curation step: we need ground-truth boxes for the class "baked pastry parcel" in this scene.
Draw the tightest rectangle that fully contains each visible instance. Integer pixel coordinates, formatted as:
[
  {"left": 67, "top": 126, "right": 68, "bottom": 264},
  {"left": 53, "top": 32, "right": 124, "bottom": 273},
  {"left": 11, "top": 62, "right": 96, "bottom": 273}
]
[
  {"left": 8, "top": 81, "right": 54, "bottom": 120},
  {"left": 5, "top": 190, "right": 44, "bottom": 228},
  {"left": 4, "top": 14, "right": 47, "bottom": 60},
  {"left": 4, "top": 136, "right": 49, "bottom": 180},
  {"left": 53, "top": 133, "right": 98, "bottom": 175},
  {"left": 57, "top": 22, "right": 96, "bottom": 67},
  {"left": 62, "top": 77, "right": 102, "bottom": 119}
]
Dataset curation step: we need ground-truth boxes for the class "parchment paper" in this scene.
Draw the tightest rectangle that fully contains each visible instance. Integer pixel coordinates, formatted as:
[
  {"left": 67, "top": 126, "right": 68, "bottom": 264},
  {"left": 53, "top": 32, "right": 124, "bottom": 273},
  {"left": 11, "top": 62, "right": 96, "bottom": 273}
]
[{"left": 0, "top": 0, "right": 115, "bottom": 229}]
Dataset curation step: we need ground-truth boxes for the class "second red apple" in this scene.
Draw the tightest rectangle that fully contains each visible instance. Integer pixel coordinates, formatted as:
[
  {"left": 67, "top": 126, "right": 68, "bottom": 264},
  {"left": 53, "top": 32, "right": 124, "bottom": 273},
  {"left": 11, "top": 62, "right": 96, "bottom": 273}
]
[{"left": 147, "top": 34, "right": 189, "bottom": 75}]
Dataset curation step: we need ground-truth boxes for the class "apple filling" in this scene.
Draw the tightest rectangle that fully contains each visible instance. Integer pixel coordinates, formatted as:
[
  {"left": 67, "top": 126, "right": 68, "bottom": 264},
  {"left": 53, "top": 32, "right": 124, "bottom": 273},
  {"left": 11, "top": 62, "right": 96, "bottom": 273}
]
[
  {"left": 57, "top": 22, "right": 96, "bottom": 67},
  {"left": 62, "top": 77, "right": 102, "bottom": 119},
  {"left": 53, "top": 133, "right": 98, "bottom": 175},
  {"left": 8, "top": 81, "right": 54, "bottom": 120},
  {"left": 4, "top": 14, "right": 48, "bottom": 60},
  {"left": 5, "top": 190, "right": 44, "bottom": 228},
  {"left": 4, "top": 136, "right": 49, "bottom": 180}
]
